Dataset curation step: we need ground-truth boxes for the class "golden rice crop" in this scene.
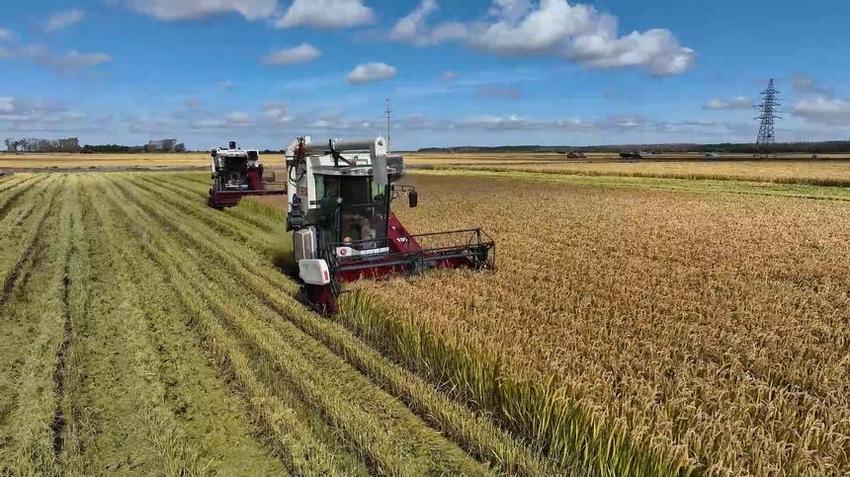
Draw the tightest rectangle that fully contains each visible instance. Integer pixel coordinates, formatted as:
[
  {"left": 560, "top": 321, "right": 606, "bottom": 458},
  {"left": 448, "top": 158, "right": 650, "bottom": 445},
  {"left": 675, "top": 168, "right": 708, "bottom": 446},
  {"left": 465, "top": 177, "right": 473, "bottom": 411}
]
[
  {"left": 356, "top": 172, "right": 850, "bottom": 476},
  {"left": 405, "top": 153, "right": 850, "bottom": 187}
]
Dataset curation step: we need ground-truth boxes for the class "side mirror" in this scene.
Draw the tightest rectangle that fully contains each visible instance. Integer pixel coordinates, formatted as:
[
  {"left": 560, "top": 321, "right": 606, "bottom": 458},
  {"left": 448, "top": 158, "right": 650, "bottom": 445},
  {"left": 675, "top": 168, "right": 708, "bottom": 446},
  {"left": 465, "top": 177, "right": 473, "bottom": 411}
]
[{"left": 408, "top": 190, "right": 418, "bottom": 208}]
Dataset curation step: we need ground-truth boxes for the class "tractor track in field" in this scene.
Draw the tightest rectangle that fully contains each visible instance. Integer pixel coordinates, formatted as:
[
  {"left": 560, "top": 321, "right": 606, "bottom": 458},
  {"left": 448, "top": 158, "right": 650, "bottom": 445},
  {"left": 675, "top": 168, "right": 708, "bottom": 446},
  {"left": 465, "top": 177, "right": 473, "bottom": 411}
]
[
  {"left": 133, "top": 175, "right": 280, "bottom": 238},
  {"left": 0, "top": 199, "right": 51, "bottom": 306},
  {"left": 0, "top": 177, "right": 62, "bottom": 307},
  {"left": 84, "top": 182, "right": 240, "bottom": 476},
  {"left": 51, "top": 208, "right": 80, "bottom": 457},
  {"left": 123, "top": 177, "right": 290, "bottom": 287},
  {"left": 109, "top": 176, "right": 491, "bottom": 476},
  {"left": 135, "top": 175, "right": 281, "bottom": 233},
  {"left": 103, "top": 178, "right": 415, "bottom": 475},
  {"left": 0, "top": 174, "right": 32, "bottom": 194},
  {"left": 0, "top": 172, "right": 553, "bottom": 476},
  {"left": 0, "top": 175, "right": 46, "bottom": 222},
  {"left": 111, "top": 173, "right": 550, "bottom": 476},
  {"left": 131, "top": 176, "right": 273, "bottom": 242},
  {"left": 0, "top": 180, "right": 65, "bottom": 439}
]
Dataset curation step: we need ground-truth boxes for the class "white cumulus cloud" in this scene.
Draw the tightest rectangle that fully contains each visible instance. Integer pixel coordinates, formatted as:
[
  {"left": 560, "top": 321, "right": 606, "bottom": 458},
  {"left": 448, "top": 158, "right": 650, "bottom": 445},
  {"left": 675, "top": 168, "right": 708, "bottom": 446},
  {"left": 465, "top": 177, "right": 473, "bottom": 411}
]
[
  {"left": 261, "top": 43, "right": 321, "bottom": 66},
  {"left": 347, "top": 62, "right": 396, "bottom": 84},
  {"left": 126, "top": 0, "right": 277, "bottom": 21},
  {"left": 703, "top": 96, "right": 752, "bottom": 110},
  {"left": 44, "top": 9, "right": 85, "bottom": 32},
  {"left": 391, "top": 0, "right": 695, "bottom": 76},
  {"left": 792, "top": 96, "right": 850, "bottom": 125},
  {"left": 53, "top": 50, "right": 112, "bottom": 69},
  {"left": 276, "top": 0, "right": 374, "bottom": 29},
  {"left": 226, "top": 111, "right": 252, "bottom": 124},
  {"left": 0, "top": 97, "right": 13, "bottom": 114},
  {"left": 0, "top": 96, "right": 91, "bottom": 134},
  {"left": 792, "top": 74, "right": 832, "bottom": 96},
  {"left": 389, "top": 0, "right": 466, "bottom": 45},
  {"left": 262, "top": 103, "right": 292, "bottom": 123},
  {"left": 13, "top": 45, "right": 112, "bottom": 71}
]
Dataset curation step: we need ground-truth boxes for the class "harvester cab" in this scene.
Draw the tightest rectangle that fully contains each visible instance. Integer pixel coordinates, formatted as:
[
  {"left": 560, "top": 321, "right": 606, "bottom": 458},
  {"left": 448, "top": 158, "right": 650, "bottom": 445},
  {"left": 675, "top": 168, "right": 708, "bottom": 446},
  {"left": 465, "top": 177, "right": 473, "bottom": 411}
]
[
  {"left": 208, "top": 141, "right": 286, "bottom": 209},
  {"left": 285, "top": 136, "right": 494, "bottom": 313}
]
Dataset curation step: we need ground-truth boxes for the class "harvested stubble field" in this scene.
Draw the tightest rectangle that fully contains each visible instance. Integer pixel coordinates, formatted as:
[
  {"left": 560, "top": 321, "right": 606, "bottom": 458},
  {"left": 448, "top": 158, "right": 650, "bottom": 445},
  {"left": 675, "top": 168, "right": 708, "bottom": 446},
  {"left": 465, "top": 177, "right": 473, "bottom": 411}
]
[
  {"left": 0, "top": 153, "right": 209, "bottom": 170},
  {"left": 356, "top": 171, "right": 850, "bottom": 477},
  {"left": 0, "top": 172, "right": 563, "bottom": 476}
]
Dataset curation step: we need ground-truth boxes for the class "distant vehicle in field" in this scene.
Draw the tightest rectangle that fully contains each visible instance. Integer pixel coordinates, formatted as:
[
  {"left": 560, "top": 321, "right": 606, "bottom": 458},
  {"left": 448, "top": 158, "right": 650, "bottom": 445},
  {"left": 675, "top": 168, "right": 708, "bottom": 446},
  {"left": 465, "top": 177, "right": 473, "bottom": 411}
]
[
  {"left": 208, "top": 141, "right": 286, "bottom": 209},
  {"left": 705, "top": 152, "right": 719, "bottom": 158},
  {"left": 565, "top": 151, "right": 587, "bottom": 159},
  {"left": 619, "top": 151, "right": 644, "bottom": 159}
]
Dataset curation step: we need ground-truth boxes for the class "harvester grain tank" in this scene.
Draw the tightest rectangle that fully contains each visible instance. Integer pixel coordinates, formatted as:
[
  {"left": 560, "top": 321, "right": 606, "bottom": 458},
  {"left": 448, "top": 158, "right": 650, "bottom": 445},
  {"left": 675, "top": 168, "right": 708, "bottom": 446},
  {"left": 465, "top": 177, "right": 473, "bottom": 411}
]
[
  {"left": 208, "top": 141, "right": 286, "bottom": 209},
  {"left": 285, "top": 136, "right": 495, "bottom": 313}
]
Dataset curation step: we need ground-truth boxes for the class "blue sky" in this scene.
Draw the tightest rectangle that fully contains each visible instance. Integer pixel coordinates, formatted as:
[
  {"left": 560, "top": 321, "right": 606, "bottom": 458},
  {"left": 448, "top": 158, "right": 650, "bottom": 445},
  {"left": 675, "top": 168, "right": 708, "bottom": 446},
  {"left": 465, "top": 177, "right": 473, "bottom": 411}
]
[{"left": 1, "top": 0, "right": 849, "bottom": 150}]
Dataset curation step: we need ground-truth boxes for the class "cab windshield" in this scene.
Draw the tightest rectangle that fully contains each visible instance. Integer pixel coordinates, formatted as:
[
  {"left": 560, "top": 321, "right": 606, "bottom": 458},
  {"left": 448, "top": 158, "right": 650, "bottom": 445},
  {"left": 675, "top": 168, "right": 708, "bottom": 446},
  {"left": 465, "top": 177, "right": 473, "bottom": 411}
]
[{"left": 316, "top": 175, "right": 388, "bottom": 247}]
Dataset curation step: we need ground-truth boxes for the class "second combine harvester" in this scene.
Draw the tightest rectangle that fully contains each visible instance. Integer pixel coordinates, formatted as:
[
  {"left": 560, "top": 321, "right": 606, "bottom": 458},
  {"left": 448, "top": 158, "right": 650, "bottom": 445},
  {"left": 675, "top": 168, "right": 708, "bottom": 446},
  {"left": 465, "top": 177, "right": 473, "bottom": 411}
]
[
  {"left": 285, "top": 136, "right": 495, "bottom": 313},
  {"left": 208, "top": 141, "right": 287, "bottom": 209}
]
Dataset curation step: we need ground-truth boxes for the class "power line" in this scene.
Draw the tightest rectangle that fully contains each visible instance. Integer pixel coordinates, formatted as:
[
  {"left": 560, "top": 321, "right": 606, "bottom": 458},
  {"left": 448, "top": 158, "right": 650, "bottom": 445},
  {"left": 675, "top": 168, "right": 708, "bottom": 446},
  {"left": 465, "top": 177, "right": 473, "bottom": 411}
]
[{"left": 384, "top": 97, "right": 393, "bottom": 151}]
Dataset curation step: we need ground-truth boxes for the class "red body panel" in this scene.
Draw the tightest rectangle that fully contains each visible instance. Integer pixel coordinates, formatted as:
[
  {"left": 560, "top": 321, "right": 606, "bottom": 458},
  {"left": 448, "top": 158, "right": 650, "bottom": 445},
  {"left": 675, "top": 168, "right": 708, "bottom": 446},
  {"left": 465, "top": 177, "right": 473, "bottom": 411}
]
[
  {"left": 246, "top": 166, "right": 264, "bottom": 190},
  {"left": 387, "top": 213, "right": 421, "bottom": 253}
]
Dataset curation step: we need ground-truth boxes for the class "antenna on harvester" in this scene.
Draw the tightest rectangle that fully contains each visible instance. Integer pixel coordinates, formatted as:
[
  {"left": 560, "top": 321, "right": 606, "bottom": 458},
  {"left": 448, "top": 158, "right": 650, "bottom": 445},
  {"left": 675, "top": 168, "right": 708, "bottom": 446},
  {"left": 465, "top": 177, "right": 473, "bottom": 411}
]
[
  {"left": 755, "top": 79, "right": 781, "bottom": 157},
  {"left": 384, "top": 97, "right": 393, "bottom": 152}
]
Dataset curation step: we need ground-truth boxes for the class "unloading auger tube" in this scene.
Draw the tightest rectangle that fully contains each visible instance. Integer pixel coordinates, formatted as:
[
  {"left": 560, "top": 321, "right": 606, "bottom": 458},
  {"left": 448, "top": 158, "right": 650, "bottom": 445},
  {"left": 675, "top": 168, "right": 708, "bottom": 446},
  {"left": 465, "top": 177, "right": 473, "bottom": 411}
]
[{"left": 284, "top": 136, "right": 495, "bottom": 314}]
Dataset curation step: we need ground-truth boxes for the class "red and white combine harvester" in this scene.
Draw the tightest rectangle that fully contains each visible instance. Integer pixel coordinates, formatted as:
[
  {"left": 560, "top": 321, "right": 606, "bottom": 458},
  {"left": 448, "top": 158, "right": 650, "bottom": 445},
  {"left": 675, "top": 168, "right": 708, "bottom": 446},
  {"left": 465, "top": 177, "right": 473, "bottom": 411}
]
[
  {"left": 285, "top": 136, "right": 495, "bottom": 313},
  {"left": 208, "top": 141, "right": 286, "bottom": 209}
]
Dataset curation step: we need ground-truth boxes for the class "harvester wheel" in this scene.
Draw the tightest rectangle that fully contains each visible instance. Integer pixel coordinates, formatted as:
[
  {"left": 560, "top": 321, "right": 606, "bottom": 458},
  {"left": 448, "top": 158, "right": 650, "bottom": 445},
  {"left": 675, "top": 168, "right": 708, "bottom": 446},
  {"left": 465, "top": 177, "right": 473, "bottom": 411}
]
[
  {"left": 305, "top": 284, "right": 338, "bottom": 315},
  {"left": 208, "top": 195, "right": 224, "bottom": 210}
]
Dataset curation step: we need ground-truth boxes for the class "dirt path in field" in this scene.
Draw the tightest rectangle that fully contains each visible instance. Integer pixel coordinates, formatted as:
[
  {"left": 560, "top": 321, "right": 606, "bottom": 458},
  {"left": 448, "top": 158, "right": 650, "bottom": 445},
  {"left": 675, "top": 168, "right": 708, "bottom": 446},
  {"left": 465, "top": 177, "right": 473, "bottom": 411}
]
[{"left": 0, "top": 172, "right": 549, "bottom": 476}]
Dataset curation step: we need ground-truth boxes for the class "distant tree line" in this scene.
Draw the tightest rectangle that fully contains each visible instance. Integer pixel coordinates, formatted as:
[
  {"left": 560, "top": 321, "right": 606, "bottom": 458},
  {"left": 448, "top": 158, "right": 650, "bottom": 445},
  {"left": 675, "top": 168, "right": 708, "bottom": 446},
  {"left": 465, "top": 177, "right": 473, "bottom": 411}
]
[
  {"left": 80, "top": 144, "right": 142, "bottom": 153},
  {"left": 4, "top": 137, "right": 186, "bottom": 153},
  {"left": 689, "top": 141, "right": 850, "bottom": 154},
  {"left": 418, "top": 140, "right": 850, "bottom": 154},
  {"left": 80, "top": 141, "right": 186, "bottom": 153},
  {"left": 145, "top": 139, "right": 186, "bottom": 153},
  {"left": 4, "top": 137, "right": 81, "bottom": 153}
]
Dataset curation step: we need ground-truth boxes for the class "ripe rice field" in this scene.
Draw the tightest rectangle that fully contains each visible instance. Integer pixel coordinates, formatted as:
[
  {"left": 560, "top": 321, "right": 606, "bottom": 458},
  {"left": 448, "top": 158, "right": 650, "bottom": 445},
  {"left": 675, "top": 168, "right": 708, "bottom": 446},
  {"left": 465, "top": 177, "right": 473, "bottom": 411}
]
[
  {"left": 423, "top": 160, "right": 850, "bottom": 187},
  {"left": 355, "top": 172, "right": 850, "bottom": 476},
  {"left": 0, "top": 164, "right": 848, "bottom": 476}
]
